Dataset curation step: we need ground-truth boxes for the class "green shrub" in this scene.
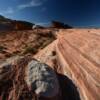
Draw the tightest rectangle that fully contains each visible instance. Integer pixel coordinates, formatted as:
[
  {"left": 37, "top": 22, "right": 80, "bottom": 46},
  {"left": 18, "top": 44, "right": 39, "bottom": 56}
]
[
  {"left": 0, "top": 46, "right": 6, "bottom": 52},
  {"left": 23, "top": 46, "right": 37, "bottom": 54}
]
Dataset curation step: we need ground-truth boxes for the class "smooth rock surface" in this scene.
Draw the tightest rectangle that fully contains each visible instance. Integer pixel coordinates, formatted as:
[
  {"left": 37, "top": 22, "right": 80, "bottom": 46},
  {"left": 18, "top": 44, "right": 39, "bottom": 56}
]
[
  {"left": 25, "top": 60, "right": 60, "bottom": 98},
  {"left": 34, "top": 29, "right": 100, "bottom": 100},
  {"left": 56, "top": 29, "right": 100, "bottom": 100}
]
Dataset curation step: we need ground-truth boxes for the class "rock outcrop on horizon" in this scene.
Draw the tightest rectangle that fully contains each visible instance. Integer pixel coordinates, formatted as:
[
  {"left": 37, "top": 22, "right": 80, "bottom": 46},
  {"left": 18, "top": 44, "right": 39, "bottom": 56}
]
[
  {"left": 0, "top": 29, "right": 100, "bottom": 100},
  {"left": 11, "top": 20, "right": 34, "bottom": 30},
  {"left": 0, "top": 15, "right": 73, "bottom": 31},
  {"left": 0, "top": 15, "right": 34, "bottom": 31},
  {"left": 51, "top": 21, "right": 72, "bottom": 29}
]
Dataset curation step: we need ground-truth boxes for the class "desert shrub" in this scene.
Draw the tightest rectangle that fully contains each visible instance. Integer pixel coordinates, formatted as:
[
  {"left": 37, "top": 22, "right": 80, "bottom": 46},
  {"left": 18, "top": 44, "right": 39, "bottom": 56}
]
[
  {"left": 40, "top": 39, "right": 53, "bottom": 49},
  {"left": 13, "top": 50, "right": 20, "bottom": 54},
  {"left": 5, "top": 53, "right": 12, "bottom": 58},
  {"left": 38, "top": 31, "right": 54, "bottom": 38},
  {"left": 23, "top": 46, "right": 37, "bottom": 54},
  {"left": 0, "top": 46, "right": 6, "bottom": 52}
]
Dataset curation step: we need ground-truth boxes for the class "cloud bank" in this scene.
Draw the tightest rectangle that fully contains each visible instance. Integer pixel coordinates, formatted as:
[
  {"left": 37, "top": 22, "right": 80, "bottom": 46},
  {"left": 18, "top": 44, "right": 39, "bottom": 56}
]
[
  {"left": 18, "top": 0, "right": 43, "bottom": 10},
  {"left": 0, "top": 0, "right": 47, "bottom": 15},
  {"left": 0, "top": 7, "right": 14, "bottom": 15}
]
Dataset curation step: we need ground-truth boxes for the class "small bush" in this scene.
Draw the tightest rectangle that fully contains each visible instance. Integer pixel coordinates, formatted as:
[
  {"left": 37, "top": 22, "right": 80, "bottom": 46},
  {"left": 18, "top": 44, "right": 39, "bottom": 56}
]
[
  {"left": 13, "top": 50, "right": 20, "bottom": 54},
  {"left": 23, "top": 46, "right": 37, "bottom": 54},
  {"left": 0, "top": 46, "right": 6, "bottom": 52},
  {"left": 5, "top": 53, "right": 12, "bottom": 58}
]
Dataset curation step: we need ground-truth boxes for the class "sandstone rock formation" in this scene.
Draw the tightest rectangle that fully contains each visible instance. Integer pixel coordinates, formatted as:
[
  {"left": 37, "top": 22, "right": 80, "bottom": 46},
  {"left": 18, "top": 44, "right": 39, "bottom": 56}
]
[
  {"left": 12, "top": 20, "right": 34, "bottom": 30},
  {"left": 0, "top": 29, "right": 100, "bottom": 100},
  {"left": 34, "top": 29, "right": 100, "bottom": 100},
  {"left": 51, "top": 21, "right": 72, "bottom": 29},
  {"left": 0, "top": 29, "right": 56, "bottom": 59},
  {"left": 56, "top": 29, "right": 100, "bottom": 100},
  {"left": 0, "top": 15, "right": 34, "bottom": 31}
]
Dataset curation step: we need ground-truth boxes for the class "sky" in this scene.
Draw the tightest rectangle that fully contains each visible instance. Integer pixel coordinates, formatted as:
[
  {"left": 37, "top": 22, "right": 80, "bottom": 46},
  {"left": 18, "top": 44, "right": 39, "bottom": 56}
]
[{"left": 0, "top": 0, "right": 100, "bottom": 27}]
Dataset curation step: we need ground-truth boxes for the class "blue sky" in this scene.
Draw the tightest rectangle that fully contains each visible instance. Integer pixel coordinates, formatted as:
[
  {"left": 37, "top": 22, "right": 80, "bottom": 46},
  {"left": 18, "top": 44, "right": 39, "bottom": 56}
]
[{"left": 0, "top": 0, "right": 100, "bottom": 27}]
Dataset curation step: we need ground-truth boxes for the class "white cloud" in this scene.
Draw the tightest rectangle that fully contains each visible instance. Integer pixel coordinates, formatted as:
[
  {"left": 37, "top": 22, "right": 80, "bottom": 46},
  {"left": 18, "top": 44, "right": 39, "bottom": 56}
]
[
  {"left": 36, "top": 22, "right": 49, "bottom": 26},
  {"left": 0, "top": 7, "right": 14, "bottom": 15},
  {"left": 0, "top": 0, "right": 47, "bottom": 15},
  {"left": 6, "top": 7, "right": 14, "bottom": 14},
  {"left": 18, "top": 0, "right": 45, "bottom": 10}
]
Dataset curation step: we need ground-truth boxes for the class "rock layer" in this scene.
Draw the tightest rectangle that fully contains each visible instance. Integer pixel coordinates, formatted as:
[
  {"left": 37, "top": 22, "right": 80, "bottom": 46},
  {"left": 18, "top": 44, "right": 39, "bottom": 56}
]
[
  {"left": 35, "top": 29, "right": 100, "bottom": 100},
  {"left": 0, "top": 15, "right": 33, "bottom": 31},
  {"left": 56, "top": 29, "right": 100, "bottom": 100},
  {"left": 0, "top": 29, "right": 100, "bottom": 100}
]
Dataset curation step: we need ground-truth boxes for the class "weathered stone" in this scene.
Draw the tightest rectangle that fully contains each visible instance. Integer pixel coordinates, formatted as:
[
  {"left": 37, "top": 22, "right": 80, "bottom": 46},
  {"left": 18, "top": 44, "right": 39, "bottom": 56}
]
[
  {"left": 0, "top": 14, "right": 34, "bottom": 31},
  {"left": 0, "top": 56, "right": 20, "bottom": 83},
  {"left": 25, "top": 60, "right": 60, "bottom": 98}
]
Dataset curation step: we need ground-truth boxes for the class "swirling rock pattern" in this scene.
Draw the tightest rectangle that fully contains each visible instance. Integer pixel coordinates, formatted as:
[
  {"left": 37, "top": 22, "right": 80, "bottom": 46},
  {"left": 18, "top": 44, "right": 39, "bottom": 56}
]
[
  {"left": 56, "top": 29, "right": 100, "bottom": 100},
  {"left": 35, "top": 29, "right": 100, "bottom": 100}
]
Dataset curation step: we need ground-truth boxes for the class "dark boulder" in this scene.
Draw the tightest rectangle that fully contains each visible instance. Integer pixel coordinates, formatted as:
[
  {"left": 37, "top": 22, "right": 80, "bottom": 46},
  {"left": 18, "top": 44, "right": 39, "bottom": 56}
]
[
  {"left": 51, "top": 21, "right": 72, "bottom": 29},
  {"left": 25, "top": 60, "right": 60, "bottom": 99}
]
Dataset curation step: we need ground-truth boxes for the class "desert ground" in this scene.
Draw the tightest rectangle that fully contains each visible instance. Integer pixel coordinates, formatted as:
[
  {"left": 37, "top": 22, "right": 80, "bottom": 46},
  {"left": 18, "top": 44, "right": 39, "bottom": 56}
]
[
  {"left": 34, "top": 29, "right": 100, "bottom": 100},
  {"left": 0, "top": 29, "right": 100, "bottom": 100}
]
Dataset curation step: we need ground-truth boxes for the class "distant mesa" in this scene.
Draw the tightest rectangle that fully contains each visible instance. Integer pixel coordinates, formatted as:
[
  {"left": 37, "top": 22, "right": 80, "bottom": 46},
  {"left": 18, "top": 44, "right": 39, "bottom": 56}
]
[
  {"left": 51, "top": 21, "right": 72, "bottom": 29},
  {"left": 0, "top": 15, "right": 73, "bottom": 31},
  {"left": 0, "top": 15, "right": 34, "bottom": 31},
  {"left": 12, "top": 20, "right": 34, "bottom": 30}
]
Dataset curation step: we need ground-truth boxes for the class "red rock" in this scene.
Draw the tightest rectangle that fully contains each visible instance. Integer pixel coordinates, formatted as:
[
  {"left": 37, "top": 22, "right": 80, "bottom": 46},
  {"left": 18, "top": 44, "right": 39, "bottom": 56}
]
[
  {"left": 35, "top": 29, "right": 100, "bottom": 100},
  {"left": 0, "top": 15, "right": 34, "bottom": 31}
]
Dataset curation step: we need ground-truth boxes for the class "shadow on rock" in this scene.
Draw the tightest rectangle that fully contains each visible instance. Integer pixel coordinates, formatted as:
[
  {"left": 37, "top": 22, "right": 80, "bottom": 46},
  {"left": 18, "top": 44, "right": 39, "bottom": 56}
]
[{"left": 57, "top": 73, "right": 81, "bottom": 100}]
